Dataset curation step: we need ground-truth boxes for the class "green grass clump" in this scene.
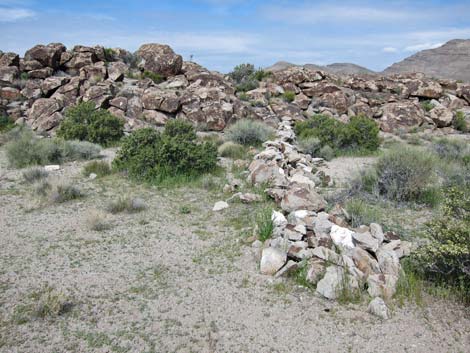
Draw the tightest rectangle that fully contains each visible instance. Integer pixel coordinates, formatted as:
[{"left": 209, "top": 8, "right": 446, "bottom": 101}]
[
  {"left": 295, "top": 114, "right": 380, "bottom": 158},
  {"left": 50, "top": 183, "right": 84, "bottom": 203},
  {"left": 229, "top": 63, "right": 270, "bottom": 92},
  {"left": 0, "top": 115, "right": 15, "bottom": 132},
  {"left": 225, "top": 119, "right": 274, "bottom": 146},
  {"left": 218, "top": 141, "right": 247, "bottom": 159},
  {"left": 82, "top": 160, "right": 112, "bottom": 178},
  {"left": 344, "top": 198, "right": 382, "bottom": 227},
  {"left": 256, "top": 207, "right": 274, "bottom": 242},
  {"left": 141, "top": 70, "right": 164, "bottom": 83},
  {"left": 106, "top": 196, "right": 146, "bottom": 214},
  {"left": 57, "top": 101, "right": 124, "bottom": 146},
  {"left": 22, "top": 167, "right": 48, "bottom": 183},
  {"left": 5, "top": 128, "right": 101, "bottom": 168},
  {"left": 282, "top": 90, "right": 296, "bottom": 103},
  {"left": 420, "top": 100, "right": 434, "bottom": 112},
  {"left": 453, "top": 111, "right": 468, "bottom": 132},
  {"left": 113, "top": 120, "right": 218, "bottom": 184}
]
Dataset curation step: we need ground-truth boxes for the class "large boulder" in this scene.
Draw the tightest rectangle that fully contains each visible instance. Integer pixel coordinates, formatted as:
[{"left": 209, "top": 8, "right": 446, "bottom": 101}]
[
  {"left": 107, "top": 61, "right": 128, "bottom": 82},
  {"left": 28, "top": 98, "right": 64, "bottom": 131},
  {"left": 456, "top": 84, "right": 470, "bottom": 104},
  {"left": 280, "top": 185, "right": 326, "bottom": 213},
  {"left": 0, "top": 66, "right": 19, "bottom": 84},
  {"left": 316, "top": 265, "right": 359, "bottom": 300},
  {"left": 405, "top": 79, "right": 443, "bottom": 99},
  {"left": 378, "top": 101, "right": 425, "bottom": 132},
  {"left": 0, "top": 52, "right": 20, "bottom": 67},
  {"left": 429, "top": 104, "right": 453, "bottom": 127},
  {"left": 141, "top": 87, "right": 181, "bottom": 113},
  {"left": 41, "top": 77, "right": 69, "bottom": 97},
  {"left": 24, "top": 43, "right": 66, "bottom": 69},
  {"left": 62, "top": 46, "right": 98, "bottom": 72},
  {"left": 135, "top": 43, "right": 183, "bottom": 77},
  {"left": 260, "top": 247, "right": 287, "bottom": 275}
]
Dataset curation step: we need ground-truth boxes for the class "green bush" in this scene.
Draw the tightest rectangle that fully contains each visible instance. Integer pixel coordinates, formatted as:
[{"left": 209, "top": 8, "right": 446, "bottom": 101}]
[
  {"left": 57, "top": 101, "right": 124, "bottom": 146},
  {"left": 282, "top": 91, "right": 295, "bottom": 103},
  {"left": 411, "top": 188, "right": 470, "bottom": 302},
  {"left": 83, "top": 160, "right": 111, "bottom": 177},
  {"left": 113, "top": 120, "right": 218, "bottom": 183},
  {"left": 295, "top": 114, "right": 380, "bottom": 156},
  {"left": 5, "top": 128, "right": 101, "bottom": 168},
  {"left": 225, "top": 119, "right": 273, "bottom": 146},
  {"left": 453, "top": 111, "right": 468, "bottom": 132},
  {"left": 318, "top": 145, "right": 335, "bottom": 161},
  {"left": 141, "top": 70, "right": 164, "bottom": 83},
  {"left": 229, "top": 63, "right": 268, "bottom": 92},
  {"left": 420, "top": 100, "right": 434, "bottom": 112},
  {"left": 0, "top": 115, "right": 15, "bottom": 132},
  {"left": 299, "top": 136, "right": 322, "bottom": 156},
  {"left": 50, "top": 183, "right": 84, "bottom": 203},
  {"left": 218, "top": 141, "right": 246, "bottom": 159},
  {"left": 374, "top": 146, "right": 436, "bottom": 202}
]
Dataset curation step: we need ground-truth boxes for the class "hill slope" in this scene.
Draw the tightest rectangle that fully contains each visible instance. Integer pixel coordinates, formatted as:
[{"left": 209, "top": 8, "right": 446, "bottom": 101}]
[{"left": 383, "top": 39, "right": 470, "bottom": 81}]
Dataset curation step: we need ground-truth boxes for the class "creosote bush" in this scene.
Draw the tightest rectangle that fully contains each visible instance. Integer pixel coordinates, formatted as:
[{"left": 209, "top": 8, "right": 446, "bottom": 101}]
[
  {"left": 410, "top": 188, "right": 470, "bottom": 303},
  {"left": 113, "top": 120, "right": 218, "bottom": 183},
  {"left": 6, "top": 128, "right": 101, "bottom": 168},
  {"left": 225, "top": 119, "right": 274, "bottom": 146},
  {"left": 296, "top": 114, "right": 379, "bottom": 157},
  {"left": 57, "top": 101, "right": 124, "bottom": 146}
]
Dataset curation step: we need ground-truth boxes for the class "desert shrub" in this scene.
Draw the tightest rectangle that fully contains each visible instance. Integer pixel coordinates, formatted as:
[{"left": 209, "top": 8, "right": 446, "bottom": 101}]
[
  {"left": 295, "top": 114, "right": 379, "bottom": 155},
  {"left": 453, "top": 111, "right": 468, "bottom": 132},
  {"left": 225, "top": 119, "right": 273, "bottom": 146},
  {"left": 83, "top": 160, "right": 111, "bottom": 178},
  {"left": 34, "top": 180, "right": 52, "bottom": 197},
  {"left": 282, "top": 90, "right": 296, "bottom": 103},
  {"left": 218, "top": 141, "right": 246, "bottom": 159},
  {"left": 374, "top": 146, "right": 436, "bottom": 202},
  {"left": 410, "top": 188, "right": 470, "bottom": 302},
  {"left": 86, "top": 210, "right": 110, "bottom": 231},
  {"left": 420, "top": 100, "right": 434, "bottom": 112},
  {"left": 113, "top": 120, "right": 218, "bottom": 183},
  {"left": 318, "top": 145, "right": 335, "bottom": 161},
  {"left": 238, "top": 92, "right": 249, "bottom": 101},
  {"left": 0, "top": 115, "right": 15, "bottom": 132},
  {"left": 431, "top": 138, "right": 470, "bottom": 162},
  {"left": 23, "top": 167, "right": 48, "bottom": 183},
  {"left": 106, "top": 196, "right": 146, "bottom": 214},
  {"left": 256, "top": 208, "right": 274, "bottom": 242},
  {"left": 141, "top": 70, "right": 164, "bottom": 83},
  {"left": 57, "top": 101, "right": 124, "bottom": 146},
  {"left": 6, "top": 129, "right": 101, "bottom": 168},
  {"left": 50, "top": 183, "right": 84, "bottom": 203},
  {"left": 299, "top": 136, "right": 322, "bottom": 156},
  {"left": 104, "top": 47, "right": 115, "bottom": 61},
  {"left": 229, "top": 63, "right": 269, "bottom": 92}
]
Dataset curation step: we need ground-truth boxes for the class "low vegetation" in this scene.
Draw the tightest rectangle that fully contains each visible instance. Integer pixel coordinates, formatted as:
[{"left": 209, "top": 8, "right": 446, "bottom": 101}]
[
  {"left": 22, "top": 167, "right": 48, "bottom": 183},
  {"left": 0, "top": 115, "right": 15, "bottom": 132},
  {"left": 295, "top": 114, "right": 380, "bottom": 157},
  {"left": 141, "top": 70, "right": 164, "bottom": 83},
  {"left": 256, "top": 207, "right": 274, "bottom": 242},
  {"left": 113, "top": 119, "right": 218, "bottom": 184},
  {"left": 282, "top": 90, "right": 296, "bottom": 103},
  {"left": 453, "top": 111, "right": 468, "bottom": 132},
  {"left": 57, "top": 101, "right": 124, "bottom": 146},
  {"left": 86, "top": 210, "right": 111, "bottom": 231},
  {"left": 225, "top": 119, "right": 274, "bottom": 146},
  {"left": 229, "top": 63, "right": 270, "bottom": 92},
  {"left": 6, "top": 128, "right": 101, "bottom": 168},
  {"left": 50, "top": 183, "right": 84, "bottom": 203},
  {"left": 217, "top": 141, "right": 247, "bottom": 159},
  {"left": 82, "top": 160, "right": 112, "bottom": 178},
  {"left": 106, "top": 196, "right": 146, "bottom": 214}
]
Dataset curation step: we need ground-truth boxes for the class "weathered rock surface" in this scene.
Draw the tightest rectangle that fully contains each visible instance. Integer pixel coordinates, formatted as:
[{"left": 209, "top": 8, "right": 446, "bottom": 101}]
[{"left": 135, "top": 43, "right": 183, "bottom": 77}]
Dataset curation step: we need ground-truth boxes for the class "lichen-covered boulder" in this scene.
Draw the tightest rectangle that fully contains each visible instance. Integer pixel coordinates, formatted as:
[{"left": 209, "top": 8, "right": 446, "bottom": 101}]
[{"left": 135, "top": 43, "right": 183, "bottom": 77}]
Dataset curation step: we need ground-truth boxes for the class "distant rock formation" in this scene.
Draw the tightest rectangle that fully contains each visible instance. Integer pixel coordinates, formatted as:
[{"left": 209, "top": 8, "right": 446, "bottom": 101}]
[
  {"left": 266, "top": 61, "right": 375, "bottom": 76},
  {"left": 383, "top": 39, "right": 470, "bottom": 82}
]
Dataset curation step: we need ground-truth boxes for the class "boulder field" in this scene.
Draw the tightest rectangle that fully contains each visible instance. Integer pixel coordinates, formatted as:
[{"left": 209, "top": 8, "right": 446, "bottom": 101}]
[{"left": 1, "top": 42, "right": 469, "bottom": 135}]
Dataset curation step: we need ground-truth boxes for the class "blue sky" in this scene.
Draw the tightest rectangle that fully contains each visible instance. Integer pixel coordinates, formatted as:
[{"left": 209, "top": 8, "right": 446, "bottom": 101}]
[{"left": 1, "top": 0, "right": 469, "bottom": 72}]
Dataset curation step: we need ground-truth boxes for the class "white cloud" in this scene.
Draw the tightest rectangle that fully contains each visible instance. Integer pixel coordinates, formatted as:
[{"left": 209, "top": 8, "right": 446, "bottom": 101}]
[
  {"left": 264, "top": 4, "right": 414, "bottom": 24},
  {"left": 0, "top": 7, "right": 35, "bottom": 22},
  {"left": 382, "top": 47, "right": 398, "bottom": 53},
  {"left": 404, "top": 42, "right": 443, "bottom": 52}
]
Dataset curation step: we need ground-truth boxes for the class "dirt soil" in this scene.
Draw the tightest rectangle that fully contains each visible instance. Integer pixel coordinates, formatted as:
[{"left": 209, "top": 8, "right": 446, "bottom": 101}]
[{"left": 1, "top": 148, "right": 469, "bottom": 353}]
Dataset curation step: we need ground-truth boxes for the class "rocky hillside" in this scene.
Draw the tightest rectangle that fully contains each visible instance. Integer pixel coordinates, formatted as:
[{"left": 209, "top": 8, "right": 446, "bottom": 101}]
[
  {"left": 383, "top": 39, "right": 470, "bottom": 82},
  {"left": 1, "top": 42, "right": 470, "bottom": 135}
]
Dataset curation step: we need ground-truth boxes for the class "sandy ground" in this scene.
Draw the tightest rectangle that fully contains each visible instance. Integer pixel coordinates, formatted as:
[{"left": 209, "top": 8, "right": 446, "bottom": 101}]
[{"left": 1, "top": 148, "right": 469, "bottom": 353}]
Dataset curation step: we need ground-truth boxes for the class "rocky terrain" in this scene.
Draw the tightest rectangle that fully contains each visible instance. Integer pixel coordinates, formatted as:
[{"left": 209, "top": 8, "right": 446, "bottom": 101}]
[
  {"left": 383, "top": 39, "right": 470, "bottom": 82},
  {"left": 1, "top": 41, "right": 470, "bottom": 137},
  {"left": 267, "top": 62, "right": 376, "bottom": 76}
]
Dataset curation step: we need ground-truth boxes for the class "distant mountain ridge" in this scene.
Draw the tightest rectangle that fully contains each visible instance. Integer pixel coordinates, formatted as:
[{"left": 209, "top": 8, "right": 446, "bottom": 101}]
[
  {"left": 266, "top": 39, "right": 470, "bottom": 82},
  {"left": 383, "top": 39, "right": 470, "bottom": 82},
  {"left": 266, "top": 61, "right": 376, "bottom": 76}
]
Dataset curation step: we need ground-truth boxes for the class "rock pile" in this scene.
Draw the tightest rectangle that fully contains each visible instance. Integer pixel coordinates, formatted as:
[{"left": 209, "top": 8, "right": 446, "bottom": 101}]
[
  {"left": 0, "top": 43, "right": 249, "bottom": 133},
  {"left": 247, "top": 114, "right": 411, "bottom": 315}
]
